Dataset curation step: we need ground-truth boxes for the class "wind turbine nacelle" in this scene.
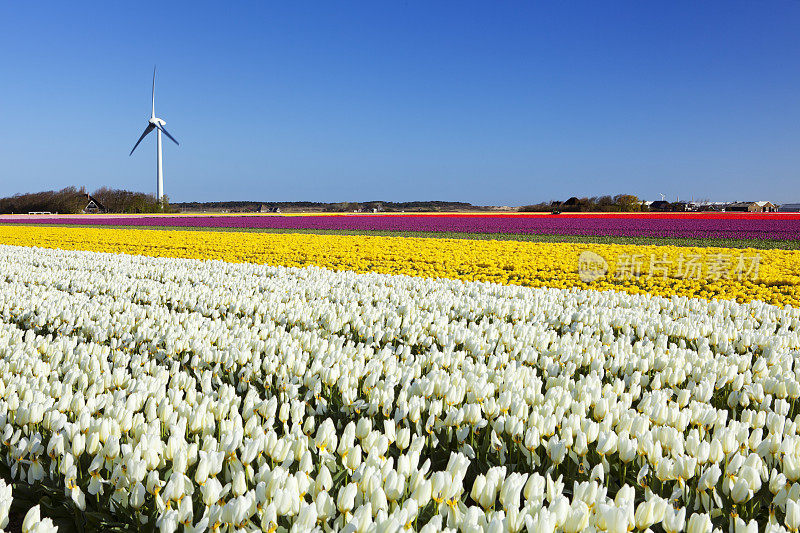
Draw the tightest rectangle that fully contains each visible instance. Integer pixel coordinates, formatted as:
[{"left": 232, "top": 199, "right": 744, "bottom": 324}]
[{"left": 149, "top": 117, "right": 166, "bottom": 126}]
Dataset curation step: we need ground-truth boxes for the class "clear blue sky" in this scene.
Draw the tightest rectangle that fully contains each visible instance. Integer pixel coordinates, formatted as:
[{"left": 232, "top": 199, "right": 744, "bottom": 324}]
[{"left": 1, "top": 1, "right": 799, "bottom": 205}]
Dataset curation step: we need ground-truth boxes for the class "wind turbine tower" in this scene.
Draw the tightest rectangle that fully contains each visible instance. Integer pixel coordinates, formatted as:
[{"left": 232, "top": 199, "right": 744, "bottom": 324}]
[{"left": 129, "top": 67, "right": 180, "bottom": 204}]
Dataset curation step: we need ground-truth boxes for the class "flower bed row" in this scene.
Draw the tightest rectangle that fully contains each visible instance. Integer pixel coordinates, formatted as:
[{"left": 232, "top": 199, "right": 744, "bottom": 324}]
[
  {"left": 0, "top": 245, "right": 800, "bottom": 530},
  {"left": 3, "top": 213, "right": 800, "bottom": 240}
]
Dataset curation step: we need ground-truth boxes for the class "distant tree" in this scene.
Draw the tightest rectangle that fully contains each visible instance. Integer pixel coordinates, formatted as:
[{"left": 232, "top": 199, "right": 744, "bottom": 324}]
[
  {"left": 614, "top": 194, "right": 642, "bottom": 212},
  {"left": 596, "top": 195, "right": 615, "bottom": 211},
  {"left": 92, "top": 187, "right": 169, "bottom": 213},
  {"left": 559, "top": 197, "right": 592, "bottom": 212},
  {"left": 325, "top": 202, "right": 362, "bottom": 212},
  {"left": 514, "top": 194, "right": 643, "bottom": 213}
]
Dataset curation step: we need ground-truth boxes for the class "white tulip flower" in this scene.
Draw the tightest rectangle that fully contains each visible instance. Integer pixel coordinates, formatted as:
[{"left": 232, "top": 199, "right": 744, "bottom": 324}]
[
  {"left": 0, "top": 479, "right": 11, "bottom": 530},
  {"left": 22, "top": 506, "right": 57, "bottom": 533}
]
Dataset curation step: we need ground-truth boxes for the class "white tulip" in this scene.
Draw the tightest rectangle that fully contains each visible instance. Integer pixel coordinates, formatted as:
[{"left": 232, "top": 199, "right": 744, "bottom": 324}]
[
  {"left": 787, "top": 499, "right": 800, "bottom": 531},
  {"left": 337, "top": 482, "right": 358, "bottom": 515},
  {"left": 663, "top": 505, "right": 686, "bottom": 533},
  {"left": 687, "top": 512, "right": 712, "bottom": 533},
  {"left": 22, "top": 505, "right": 57, "bottom": 533},
  {"left": 0, "top": 479, "right": 11, "bottom": 530},
  {"left": 563, "top": 499, "right": 589, "bottom": 533}
]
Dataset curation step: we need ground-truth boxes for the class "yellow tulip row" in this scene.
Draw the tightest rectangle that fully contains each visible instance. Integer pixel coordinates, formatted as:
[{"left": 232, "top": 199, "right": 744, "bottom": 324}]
[{"left": 1, "top": 225, "right": 799, "bottom": 306}]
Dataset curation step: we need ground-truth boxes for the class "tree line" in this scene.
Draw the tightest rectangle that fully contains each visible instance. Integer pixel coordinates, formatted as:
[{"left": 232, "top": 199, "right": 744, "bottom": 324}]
[
  {"left": 519, "top": 194, "right": 645, "bottom": 212},
  {"left": 0, "top": 187, "right": 172, "bottom": 214},
  {"left": 0, "top": 189, "right": 647, "bottom": 214},
  {"left": 172, "top": 200, "right": 479, "bottom": 212}
]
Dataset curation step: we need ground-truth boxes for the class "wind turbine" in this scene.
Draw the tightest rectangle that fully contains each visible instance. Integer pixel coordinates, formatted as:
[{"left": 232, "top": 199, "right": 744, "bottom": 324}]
[{"left": 129, "top": 67, "right": 179, "bottom": 204}]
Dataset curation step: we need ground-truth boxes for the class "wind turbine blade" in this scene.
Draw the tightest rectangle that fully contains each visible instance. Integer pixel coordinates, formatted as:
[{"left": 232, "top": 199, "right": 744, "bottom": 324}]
[
  {"left": 157, "top": 125, "right": 180, "bottom": 146},
  {"left": 129, "top": 124, "right": 156, "bottom": 156},
  {"left": 151, "top": 66, "right": 156, "bottom": 118}
]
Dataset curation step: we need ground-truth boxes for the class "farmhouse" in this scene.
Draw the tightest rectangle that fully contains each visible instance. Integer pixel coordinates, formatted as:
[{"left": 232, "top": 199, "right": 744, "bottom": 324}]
[
  {"left": 726, "top": 202, "right": 755, "bottom": 212},
  {"left": 726, "top": 201, "right": 777, "bottom": 213},
  {"left": 83, "top": 194, "right": 106, "bottom": 214},
  {"left": 648, "top": 200, "right": 670, "bottom": 211}
]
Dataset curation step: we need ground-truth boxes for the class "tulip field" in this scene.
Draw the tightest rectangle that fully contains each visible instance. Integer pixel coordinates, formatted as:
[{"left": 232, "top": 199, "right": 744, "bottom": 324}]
[
  {"left": 1, "top": 220, "right": 800, "bottom": 532},
  {"left": 3, "top": 212, "right": 800, "bottom": 240}
]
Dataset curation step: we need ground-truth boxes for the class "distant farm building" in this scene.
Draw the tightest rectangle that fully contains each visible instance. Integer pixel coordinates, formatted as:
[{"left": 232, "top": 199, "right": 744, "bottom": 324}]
[
  {"left": 727, "top": 201, "right": 777, "bottom": 213},
  {"left": 755, "top": 201, "right": 777, "bottom": 212},
  {"left": 83, "top": 194, "right": 106, "bottom": 214},
  {"left": 779, "top": 203, "right": 800, "bottom": 212},
  {"left": 725, "top": 202, "right": 749, "bottom": 212}
]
